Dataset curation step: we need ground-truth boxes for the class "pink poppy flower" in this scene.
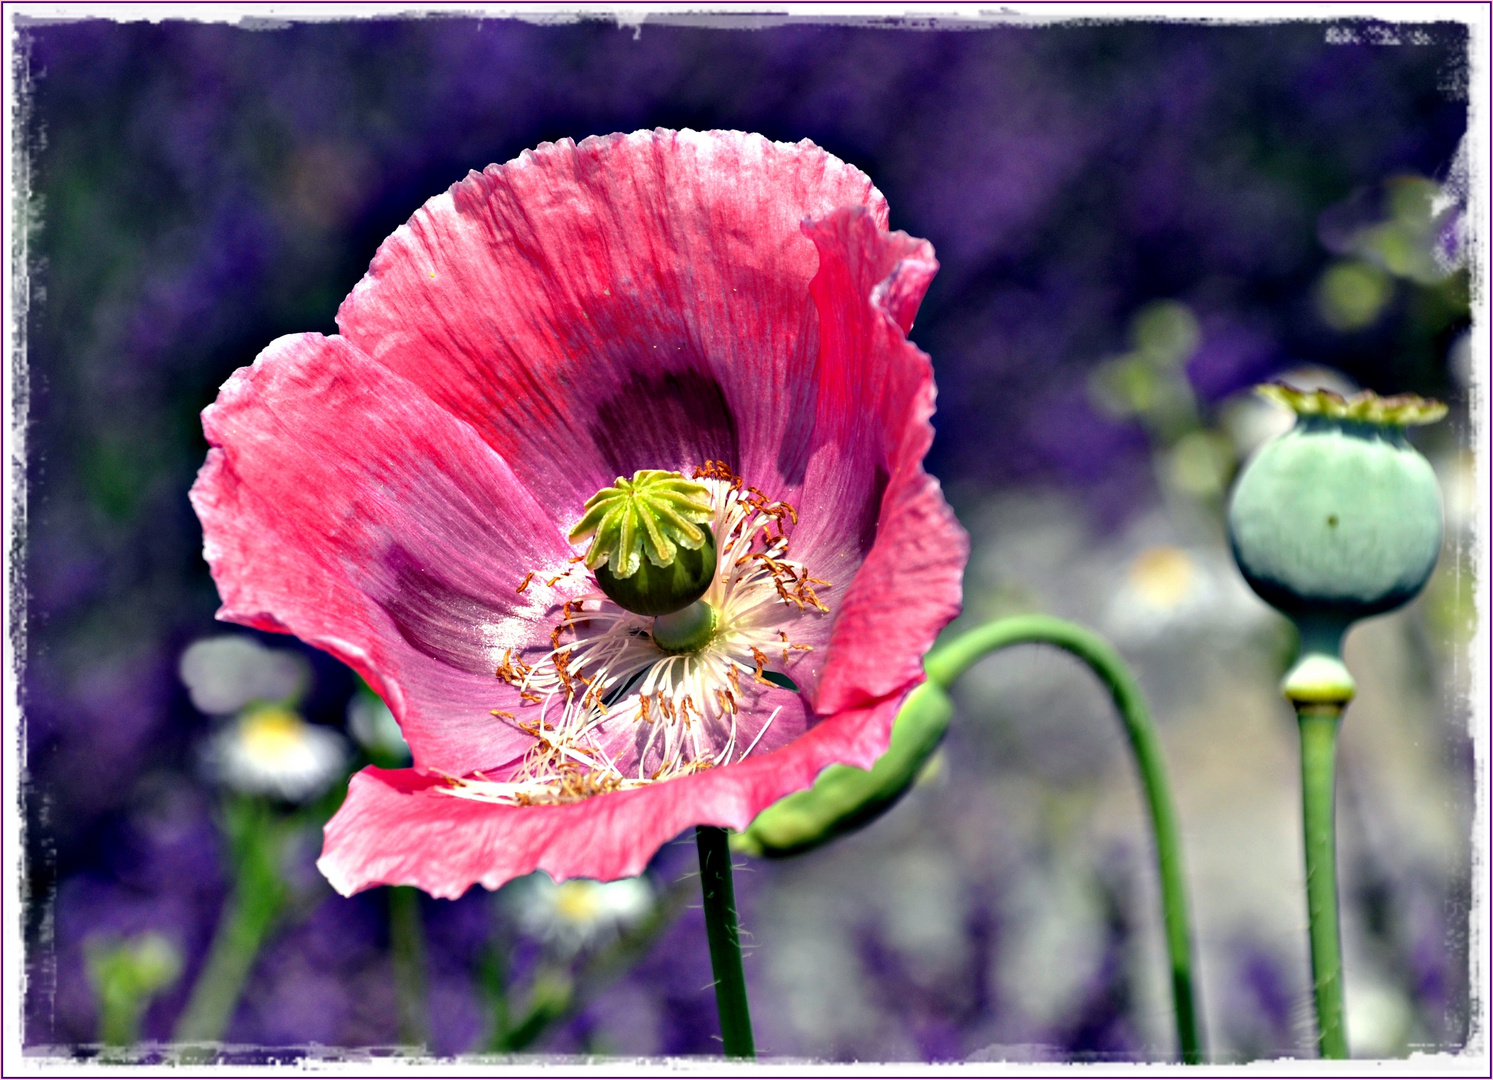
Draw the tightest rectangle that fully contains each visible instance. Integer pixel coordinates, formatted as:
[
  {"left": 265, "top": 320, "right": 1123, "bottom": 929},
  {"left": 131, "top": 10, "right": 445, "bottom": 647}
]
[{"left": 190, "top": 129, "right": 967, "bottom": 899}]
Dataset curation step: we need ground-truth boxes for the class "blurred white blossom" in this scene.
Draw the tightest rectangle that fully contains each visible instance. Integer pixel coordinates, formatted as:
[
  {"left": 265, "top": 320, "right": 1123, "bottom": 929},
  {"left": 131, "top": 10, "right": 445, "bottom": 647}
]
[
  {"left": 515, "top": 874, "right": 653, "bottom": 956},
  {"left": 347, "top": 691, "right": 411, "bottom": 763},
  {"left": 1345, "top": 970, "right": 1414, "bottom": 1059},
  {"left": 206, "top": 704, "right": 347, "bottom": 803},
  {"left": 179, "top": 636, "right": 306, "bottom": 715},
  {"left": 1103, "top": 544, "right": 1270, "bottom": 646}
]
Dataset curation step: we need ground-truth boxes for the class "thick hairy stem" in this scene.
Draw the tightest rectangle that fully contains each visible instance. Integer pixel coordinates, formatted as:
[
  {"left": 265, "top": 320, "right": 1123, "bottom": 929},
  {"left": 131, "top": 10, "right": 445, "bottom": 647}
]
[{"left": 696, "top": 825, "right": 755, "bottom": 1059}]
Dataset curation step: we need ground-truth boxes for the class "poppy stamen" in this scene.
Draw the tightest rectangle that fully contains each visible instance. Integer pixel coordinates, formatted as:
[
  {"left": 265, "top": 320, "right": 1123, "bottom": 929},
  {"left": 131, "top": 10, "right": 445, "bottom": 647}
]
[{"left": 462, "top": 464, "right": 831, "bottom": 805}]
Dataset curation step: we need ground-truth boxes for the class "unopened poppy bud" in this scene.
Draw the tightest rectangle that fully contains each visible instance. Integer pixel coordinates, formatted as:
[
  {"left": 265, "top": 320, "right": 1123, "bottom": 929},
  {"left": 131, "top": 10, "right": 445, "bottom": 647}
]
[
  {"left": 1227, "top": 384, "right": 1445, "bottom": 704},
  {"left": 734, "top": 681, "right": 953, "bottom": 858},
  {"left": 570, "top": 469, "right": 718, "bottom": 616}
]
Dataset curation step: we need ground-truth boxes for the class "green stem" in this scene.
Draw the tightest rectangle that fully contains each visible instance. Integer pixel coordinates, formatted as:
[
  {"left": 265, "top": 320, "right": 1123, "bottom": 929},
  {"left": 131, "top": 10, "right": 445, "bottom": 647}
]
[
  {"left": 173, "top": 797, "right": 289, "bottom": 1055},
  {"left": 479, "top": 934, "right": 513, "bottom": 1052},
  {"left": 1297, "top": 705, "right": 1348, "bottom": 1058},
  {"left": 171, "top": 886, "right": 281, "bottom": 1048},
  {"left": 496, "top": 971, "right": 573, "bottom": 1052},
  {"left": 696, "top": 825, "right": 755, "bottom": 1059},
  {"left": 924, "top": 614, "right": 1203, "bottom": 1064},
  {"left": 99, "top": 993, "right": 148, "bottom": 1048},
  {"left": 389, "top": 885, "right": 429, "bottom": 1047}
]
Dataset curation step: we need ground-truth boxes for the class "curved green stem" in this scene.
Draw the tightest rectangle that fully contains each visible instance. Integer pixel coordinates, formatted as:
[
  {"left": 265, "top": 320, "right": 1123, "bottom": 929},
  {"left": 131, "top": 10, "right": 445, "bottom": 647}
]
[
  {"left": 924, "top": 614, "right": 1203, "bottom": 1064},
  {"left": 171, "top": 885, "right": 282, "bottom": 1049},
  {"left": 734, "top": 681, "right": 952, "bottom": 859},
  {"left": 1297, "top": 705, "right": 1348, "bottom": 1058},
  {"left": 173, "top": 797, "right": 289, "bottom": 1053},
  {"left": 696, "top": 825, "right": 755, "bottom": 1059}
]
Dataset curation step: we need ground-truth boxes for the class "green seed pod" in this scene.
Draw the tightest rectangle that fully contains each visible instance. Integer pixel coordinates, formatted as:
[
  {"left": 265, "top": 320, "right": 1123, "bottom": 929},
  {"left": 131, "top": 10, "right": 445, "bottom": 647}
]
[
  {"left": 1227, "top": 384, "right": 1445, "bottom": 704},
  {"left": 1228, "top": 385, "right": 1445, "bottom": 623},
  {"left": 733, "top": 681, "right": 952, "bottom": 859},
  {"left": 593, "top": 526, "right": 717, "bottom": 617},
  {"left": 570, "top": 470, "right": 718, "bottom": 616}
]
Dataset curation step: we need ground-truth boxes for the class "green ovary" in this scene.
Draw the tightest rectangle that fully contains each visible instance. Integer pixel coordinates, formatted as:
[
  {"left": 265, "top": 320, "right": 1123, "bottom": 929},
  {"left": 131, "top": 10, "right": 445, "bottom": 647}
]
[{"left": 570, "top": 469, "right": 719, "bottom": 617}]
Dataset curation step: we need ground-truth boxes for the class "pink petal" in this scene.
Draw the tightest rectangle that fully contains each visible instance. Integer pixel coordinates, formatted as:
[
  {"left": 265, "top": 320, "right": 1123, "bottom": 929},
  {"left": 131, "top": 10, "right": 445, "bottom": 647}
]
[
  {"left": 190, "top": 332, "right": 590, "bottom": 777},
  {"left": 336, "top": 130, "right": 887, "bottom": 514},
  {"left": 318, "top": 688, "right": 907, "bottom": 898},
  {"left": 796, "top": 207, "right": 969, "bottom": 711},
  {"left": 330, "top": 131, "right": 959, "bottom": 705}
]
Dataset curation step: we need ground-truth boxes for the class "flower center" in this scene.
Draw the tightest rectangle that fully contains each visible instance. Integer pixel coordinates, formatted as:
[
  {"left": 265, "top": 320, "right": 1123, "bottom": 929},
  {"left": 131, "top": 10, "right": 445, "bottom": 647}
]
[
  {"left": 441, "top": 462, "right": 831, "bottom": 806},
  {"left": 569, "top": 470, "right": 717, "bottom": 616},
  {"left": 553, "top": 880, "right": 608, "bottom": 923},
  {"left": 238, "top": 705, "right": 314, "bottom": 765}
]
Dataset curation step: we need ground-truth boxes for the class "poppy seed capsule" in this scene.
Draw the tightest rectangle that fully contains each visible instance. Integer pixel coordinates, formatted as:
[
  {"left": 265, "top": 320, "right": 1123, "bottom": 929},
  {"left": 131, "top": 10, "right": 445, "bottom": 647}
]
[
  {"left": 1228, "top": 385, "right": 1445, "bottom": 621},
  {"left": 570, "top": 470, "right": 719, "bottom": 617},
  {"left": 1227, "top": 384, "right": 1445, "bottom": 702},
  {"left": 596, "top": 530, "right": 718, "bottom": 618}
]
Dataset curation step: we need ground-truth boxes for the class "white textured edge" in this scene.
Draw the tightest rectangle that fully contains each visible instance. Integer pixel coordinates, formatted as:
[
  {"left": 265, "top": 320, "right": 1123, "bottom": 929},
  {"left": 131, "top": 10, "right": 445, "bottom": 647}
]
[
  {"left": 5, "top": 5, "right": 34, "bottom": 1074},
  {"left": 0, "top": 4, "right": 1487, "bottom": 1077}
]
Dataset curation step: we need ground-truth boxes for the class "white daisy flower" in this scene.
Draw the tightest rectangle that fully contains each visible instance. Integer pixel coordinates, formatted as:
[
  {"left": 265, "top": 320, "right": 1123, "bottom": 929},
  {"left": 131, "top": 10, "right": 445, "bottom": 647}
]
[
  {"left": 207, "top": 704, "right": 347, "bottom": 803},
  {"left": 514, "top": 873, "right": 654, "bottom": 956}
]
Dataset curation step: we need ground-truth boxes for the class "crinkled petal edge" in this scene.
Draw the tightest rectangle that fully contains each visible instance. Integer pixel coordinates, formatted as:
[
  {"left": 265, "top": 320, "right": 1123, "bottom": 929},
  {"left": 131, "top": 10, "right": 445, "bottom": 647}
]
[{"left": 318, "top": 687, "right": 911, "bottom": 898}]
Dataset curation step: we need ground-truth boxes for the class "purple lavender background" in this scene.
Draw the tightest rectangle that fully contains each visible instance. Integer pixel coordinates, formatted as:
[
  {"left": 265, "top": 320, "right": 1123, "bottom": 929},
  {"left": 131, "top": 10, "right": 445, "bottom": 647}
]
[{"left": 18, "top": 15, "right": 1473, "bottom": 1061}]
